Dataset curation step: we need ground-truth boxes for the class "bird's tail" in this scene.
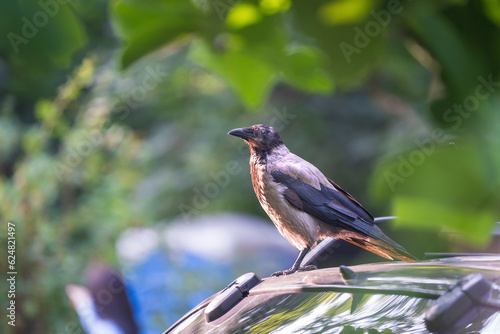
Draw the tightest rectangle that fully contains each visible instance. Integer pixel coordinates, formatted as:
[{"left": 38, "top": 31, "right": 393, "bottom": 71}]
[
  {"left": 344, "top": 225, "right": 417, "bottom": 262},
  {"left": 346, "top": 237, "right": 417, "bottom": 262}
]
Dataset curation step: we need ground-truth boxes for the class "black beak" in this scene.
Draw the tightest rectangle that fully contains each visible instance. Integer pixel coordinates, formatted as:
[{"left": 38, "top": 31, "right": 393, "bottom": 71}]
[{"left": 228, "top": 127, "right": 254, "bottom": 140}]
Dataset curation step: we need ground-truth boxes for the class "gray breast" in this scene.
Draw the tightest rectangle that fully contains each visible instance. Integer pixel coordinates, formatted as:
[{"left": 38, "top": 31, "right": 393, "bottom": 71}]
[{"left": 249, "top": 155, "right": 318, "bottom": 249}]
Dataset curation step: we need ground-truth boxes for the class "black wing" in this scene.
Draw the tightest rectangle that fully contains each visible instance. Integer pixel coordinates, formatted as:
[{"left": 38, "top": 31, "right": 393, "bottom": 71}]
[
  {"left": 271, "top": 170, "right": 374, "bottom": 229},
  {"left": 326, "top": 178, "right": 374, "bottom": 222},
  {"left": 271, "top": 171, "right": 416, "bottom": 262}
]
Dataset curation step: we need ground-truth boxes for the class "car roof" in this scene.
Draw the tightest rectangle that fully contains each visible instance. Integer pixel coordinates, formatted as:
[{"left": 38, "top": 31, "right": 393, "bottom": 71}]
[{"left": 165, "top": 255, "right": 500, "bottom": 334}]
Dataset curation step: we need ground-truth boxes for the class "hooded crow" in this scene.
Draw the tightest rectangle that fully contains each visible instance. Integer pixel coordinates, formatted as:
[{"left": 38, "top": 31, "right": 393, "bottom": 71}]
[{"left": 229, "top": 124, "right": 416, "bottom": 276}]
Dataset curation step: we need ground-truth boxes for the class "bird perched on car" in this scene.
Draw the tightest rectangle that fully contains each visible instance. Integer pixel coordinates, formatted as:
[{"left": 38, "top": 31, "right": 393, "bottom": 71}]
[{"left": 228, "top": 124, "right": 416, "bottom": 276}]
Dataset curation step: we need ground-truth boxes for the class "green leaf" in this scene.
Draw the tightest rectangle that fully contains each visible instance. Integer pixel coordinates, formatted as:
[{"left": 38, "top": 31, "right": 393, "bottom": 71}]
[
  {"left": 111, "top": 0, "right": 207, "bottom": 68},
  {"left": 281, "top": 46, "right": 334, "bottom": 93},
  {"left": 481, "top": 0, "right": 500, "bottom": 26},
  {"left": 371, "top": 142, "right": 499, "bottom": 245},
  {"left": 403, "top": 3, "right": 486, "bottom": 99},
  {"left": 189, "top": 39, "right": 276, "bottom": 108},
  {"left": 226, "top": 3, "right": 262, "bottom": 29},
  {"left": 0, "top": 1, "right": 87, "bottom": 99},
  {"left": 291, "top": 1, "right": 382, "bottom": 87},
  {"left": 35, "top": 99, "right": 57, "bottom": 122},
  {"left": 394, "top": 196, "right": 495, "bottom": 244},
  {"left": 0, "top": 1, "right": 87, "bottom": 66},
  {"left": 259, "top": 0, "right": 291, "bottom": 15},
  {"left": 318, "top": 0, "right": 373, "bottom": 26}
]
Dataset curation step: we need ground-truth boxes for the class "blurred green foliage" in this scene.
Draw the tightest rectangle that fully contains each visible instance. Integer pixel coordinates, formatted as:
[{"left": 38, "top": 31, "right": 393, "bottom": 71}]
[
  {"left": 0, "top": 57, "right": 149, "bottom": 333},
  {"left": 1, "top": 0, "right": 500, "bottom": 333},
  {"left": 112, "top": 0, "right": 500, "bottom": 241}
]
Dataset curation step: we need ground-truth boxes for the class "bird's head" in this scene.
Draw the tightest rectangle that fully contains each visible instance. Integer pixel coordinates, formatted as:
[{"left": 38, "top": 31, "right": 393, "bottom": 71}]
[{"left": 228, "top": 124, "right": 283, "bottom": 156}]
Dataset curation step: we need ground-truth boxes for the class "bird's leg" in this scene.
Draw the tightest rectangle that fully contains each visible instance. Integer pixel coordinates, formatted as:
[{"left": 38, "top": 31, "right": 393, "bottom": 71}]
[{"left": 272, "top": 247, "right": 318, "bottom": 277}]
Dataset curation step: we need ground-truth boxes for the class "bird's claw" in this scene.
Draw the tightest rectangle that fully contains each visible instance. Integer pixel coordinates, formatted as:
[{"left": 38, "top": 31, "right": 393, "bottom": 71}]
[
  {"left": 271, "top": 265, "right": 318, "bottom": 277},
  {"left": 271, "top": 270, "right": 290, "bottom": 277},
  {"left": 298, "top": 265, "right": 318, "bottom": 272}
]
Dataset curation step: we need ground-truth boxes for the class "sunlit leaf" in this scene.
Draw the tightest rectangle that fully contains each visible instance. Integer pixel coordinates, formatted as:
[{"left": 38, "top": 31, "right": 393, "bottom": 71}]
[
  {"left": 259, "top": 0, "right": 291, "bottom": 15},
  {"left": 226, "top": 3, "right": 262, "bottom": 29},
  {"left": 481, "top": 0, "right": 500, "bottom": 26},
  {"left": 319, "top": 0, "right": 373, "bottom": 26},
  {"left": 35, "top": 99, "right": 57, "bottom": 122}
]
